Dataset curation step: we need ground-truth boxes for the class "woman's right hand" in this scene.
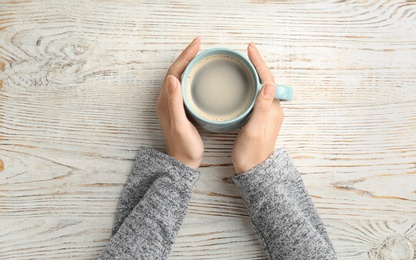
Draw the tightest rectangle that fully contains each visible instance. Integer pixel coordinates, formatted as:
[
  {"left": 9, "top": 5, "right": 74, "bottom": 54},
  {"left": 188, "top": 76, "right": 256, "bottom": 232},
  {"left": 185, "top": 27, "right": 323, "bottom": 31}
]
[{"left": 156, "top": 37, "right": 204, "bottom": 169}]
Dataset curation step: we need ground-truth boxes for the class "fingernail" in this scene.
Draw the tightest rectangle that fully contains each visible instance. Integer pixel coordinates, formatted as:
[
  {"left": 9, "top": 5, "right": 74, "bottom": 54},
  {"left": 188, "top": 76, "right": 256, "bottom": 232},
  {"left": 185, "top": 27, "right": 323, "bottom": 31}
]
[
  {"left": 263, "top": 84, "right": 275, "bottom": 98},
  {"left": 192, "top": 37, "right": 200, "bottom": 45},
  {"left": 249, "top": 42, "right": 257, "bottom": 50}
]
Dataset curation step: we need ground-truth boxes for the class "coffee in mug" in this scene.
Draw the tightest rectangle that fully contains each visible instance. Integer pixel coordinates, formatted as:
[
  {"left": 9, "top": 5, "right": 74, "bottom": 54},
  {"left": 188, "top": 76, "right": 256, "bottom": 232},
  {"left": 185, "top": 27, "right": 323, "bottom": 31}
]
[
  {"left": 181, "top": 48, "right": 292, "bottom": 132},
  {"left": 185, "top": 54, "right": 256, "bottom": 122}
]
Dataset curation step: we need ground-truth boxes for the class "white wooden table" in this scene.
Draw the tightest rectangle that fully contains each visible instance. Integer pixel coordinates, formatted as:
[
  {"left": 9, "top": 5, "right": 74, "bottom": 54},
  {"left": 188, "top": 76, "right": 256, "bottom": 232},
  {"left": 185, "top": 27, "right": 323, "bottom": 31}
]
[{"left": 1, "top": 1, "right": 415, "bottom": 259}]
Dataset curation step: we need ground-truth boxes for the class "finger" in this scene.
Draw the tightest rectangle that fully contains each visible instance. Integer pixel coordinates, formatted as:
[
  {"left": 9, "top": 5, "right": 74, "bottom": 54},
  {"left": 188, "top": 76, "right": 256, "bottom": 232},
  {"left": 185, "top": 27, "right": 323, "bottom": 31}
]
[
  {"left": 247, "top": 42, "right": 275, "bottom": 84},
  {"left": 168, "top": 37, "right": 201, "bottom": 79},
  {"left": 248, "top": 83, "right": 276, "bottom": 125},
  {"left": 158, "top": 38, "right": 199, "bottom": 122},
  {"left": 157, "top": 81, "right": 169, "bottom": 117},
  {"left": 167, "top": 75, "right": 188, "bottom": 126}
]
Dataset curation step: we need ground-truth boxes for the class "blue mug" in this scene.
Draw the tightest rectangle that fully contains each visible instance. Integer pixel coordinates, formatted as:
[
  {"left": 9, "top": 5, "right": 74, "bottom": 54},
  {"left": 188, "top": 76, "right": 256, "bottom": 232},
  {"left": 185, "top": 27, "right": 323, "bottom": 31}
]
[{"left": 181, "top": 48, "right": 292, "bottom": 132}]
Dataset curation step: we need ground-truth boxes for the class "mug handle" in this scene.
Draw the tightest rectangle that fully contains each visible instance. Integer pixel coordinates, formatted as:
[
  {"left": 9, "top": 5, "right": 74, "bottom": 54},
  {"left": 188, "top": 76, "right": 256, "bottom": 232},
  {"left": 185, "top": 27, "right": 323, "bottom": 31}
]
[{"left": 274, "top": 85, "right": 293, "bottom": 101}]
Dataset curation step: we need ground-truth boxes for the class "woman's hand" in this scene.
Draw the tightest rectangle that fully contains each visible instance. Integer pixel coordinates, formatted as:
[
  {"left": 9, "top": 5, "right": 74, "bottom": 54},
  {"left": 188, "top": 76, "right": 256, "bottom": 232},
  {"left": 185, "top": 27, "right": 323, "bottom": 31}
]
[
  {"left": 232, "top": 43, "right": 284, "bottom": 174},
  {"left": 156, "top": 37, "right": 204, "bottom": 169}
]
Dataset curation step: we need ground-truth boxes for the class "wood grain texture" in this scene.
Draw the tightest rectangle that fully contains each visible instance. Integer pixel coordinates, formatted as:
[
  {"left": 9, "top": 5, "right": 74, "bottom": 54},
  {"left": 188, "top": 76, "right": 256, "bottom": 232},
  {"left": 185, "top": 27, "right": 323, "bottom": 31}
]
[{"left": 1, "top": 0, "right": 415, "bottom": 259}]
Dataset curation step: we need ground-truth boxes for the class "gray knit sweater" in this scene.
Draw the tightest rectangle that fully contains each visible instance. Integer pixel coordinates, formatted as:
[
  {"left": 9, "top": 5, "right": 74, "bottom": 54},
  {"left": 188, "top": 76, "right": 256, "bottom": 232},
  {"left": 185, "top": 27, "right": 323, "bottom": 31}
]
[{"left": 99, "top": 147, "right": 336, "bottom": 259}]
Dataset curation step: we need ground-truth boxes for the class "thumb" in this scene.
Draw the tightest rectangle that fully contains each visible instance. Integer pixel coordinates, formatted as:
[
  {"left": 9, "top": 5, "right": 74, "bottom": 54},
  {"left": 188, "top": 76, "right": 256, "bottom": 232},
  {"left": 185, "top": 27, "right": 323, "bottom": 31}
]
[
  {"left": 167, "top": 75, "right": 188, "bottom": 125},
  {"left": 247, "top": 83, "right": 276, "bottom": 126},
  {"left": 253, "top": 83, "right": 275, "bottom": 114}
]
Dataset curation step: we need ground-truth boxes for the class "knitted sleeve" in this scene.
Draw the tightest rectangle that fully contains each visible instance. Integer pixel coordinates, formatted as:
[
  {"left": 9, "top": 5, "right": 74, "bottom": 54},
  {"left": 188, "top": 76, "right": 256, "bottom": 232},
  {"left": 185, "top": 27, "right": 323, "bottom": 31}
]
[
  {"left": 233, "top": 148, "right": 337, "bottom": 260},
  {"left": 98, "top": 147, "right": 200, "bottom": 260}
]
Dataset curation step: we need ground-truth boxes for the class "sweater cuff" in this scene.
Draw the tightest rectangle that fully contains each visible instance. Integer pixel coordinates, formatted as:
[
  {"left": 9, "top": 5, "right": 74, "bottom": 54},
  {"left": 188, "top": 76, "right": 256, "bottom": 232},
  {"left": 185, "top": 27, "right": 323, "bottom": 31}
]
[
  {"left": 135, "top": 146, "right": 201, "bottom": 188},
  {"left": 232, "top": 148, "right": 299, "bottom": 195}
]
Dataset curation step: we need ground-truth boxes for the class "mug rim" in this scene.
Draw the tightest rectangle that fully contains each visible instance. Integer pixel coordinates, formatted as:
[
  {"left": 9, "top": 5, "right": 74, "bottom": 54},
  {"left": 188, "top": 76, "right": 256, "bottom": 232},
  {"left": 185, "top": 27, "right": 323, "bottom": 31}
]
[{"left": 181, "top": 48, "right": 260, "bottom": 126}]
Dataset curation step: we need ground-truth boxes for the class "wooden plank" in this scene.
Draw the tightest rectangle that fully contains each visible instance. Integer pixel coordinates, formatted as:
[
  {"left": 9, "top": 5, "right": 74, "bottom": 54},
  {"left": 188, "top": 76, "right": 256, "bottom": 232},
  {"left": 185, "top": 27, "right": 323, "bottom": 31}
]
[{"left": 1, "top": 0, "right": 415, "bottom": 259}]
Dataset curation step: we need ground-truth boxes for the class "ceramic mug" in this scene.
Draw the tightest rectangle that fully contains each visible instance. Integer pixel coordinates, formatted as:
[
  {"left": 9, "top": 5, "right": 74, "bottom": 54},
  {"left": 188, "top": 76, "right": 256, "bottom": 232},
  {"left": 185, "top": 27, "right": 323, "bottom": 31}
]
[{"left": 181, "top": 48, "right": 293, "bottom": 132}]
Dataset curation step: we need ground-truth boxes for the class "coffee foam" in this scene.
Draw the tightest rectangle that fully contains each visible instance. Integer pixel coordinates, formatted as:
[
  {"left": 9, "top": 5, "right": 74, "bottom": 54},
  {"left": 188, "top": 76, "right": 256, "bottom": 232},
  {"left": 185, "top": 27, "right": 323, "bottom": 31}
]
[{"left": 185, "top": 54, "right": 255, "bottom": 121}]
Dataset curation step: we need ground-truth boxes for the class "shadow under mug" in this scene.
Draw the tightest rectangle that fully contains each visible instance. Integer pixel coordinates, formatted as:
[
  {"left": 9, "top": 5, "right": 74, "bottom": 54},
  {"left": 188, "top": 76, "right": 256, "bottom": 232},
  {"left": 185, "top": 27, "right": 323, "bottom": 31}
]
[{"left": 181, "top": 48, "right": 293, "bottom": 132}]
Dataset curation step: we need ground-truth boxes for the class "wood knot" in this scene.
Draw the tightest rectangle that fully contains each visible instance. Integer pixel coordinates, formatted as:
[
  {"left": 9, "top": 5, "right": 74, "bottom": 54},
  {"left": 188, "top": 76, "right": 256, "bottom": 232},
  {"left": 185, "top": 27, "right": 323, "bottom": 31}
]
[
  {"left": 369, "top": 235, "right": 414, "bottom": 260},
  {"left": 0, "top": 159, "right": 4, "bottom": 172}
]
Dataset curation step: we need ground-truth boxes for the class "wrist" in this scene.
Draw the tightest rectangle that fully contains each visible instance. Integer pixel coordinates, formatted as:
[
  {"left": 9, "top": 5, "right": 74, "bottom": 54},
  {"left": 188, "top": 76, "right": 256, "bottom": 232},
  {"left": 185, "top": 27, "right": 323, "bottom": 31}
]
[
  {"left": 233, "top": 152, "right": 274, "bottom": 175},
  {"left": 167, "top": 151, "right": 203, "bottom": 169},
  {"left": 233, "top": 160, "right": 257, "bottom": 175}
]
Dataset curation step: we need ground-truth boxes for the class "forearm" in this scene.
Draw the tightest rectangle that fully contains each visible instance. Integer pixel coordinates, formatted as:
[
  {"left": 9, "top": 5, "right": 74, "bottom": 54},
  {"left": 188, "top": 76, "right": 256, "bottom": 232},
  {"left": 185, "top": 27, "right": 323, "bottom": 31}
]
[
  {"left": 99, "top": 147, "right": 200, "bottom": 260},
  {"left": 233, "top": 148, "right": 336, "bottom": 260}
]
